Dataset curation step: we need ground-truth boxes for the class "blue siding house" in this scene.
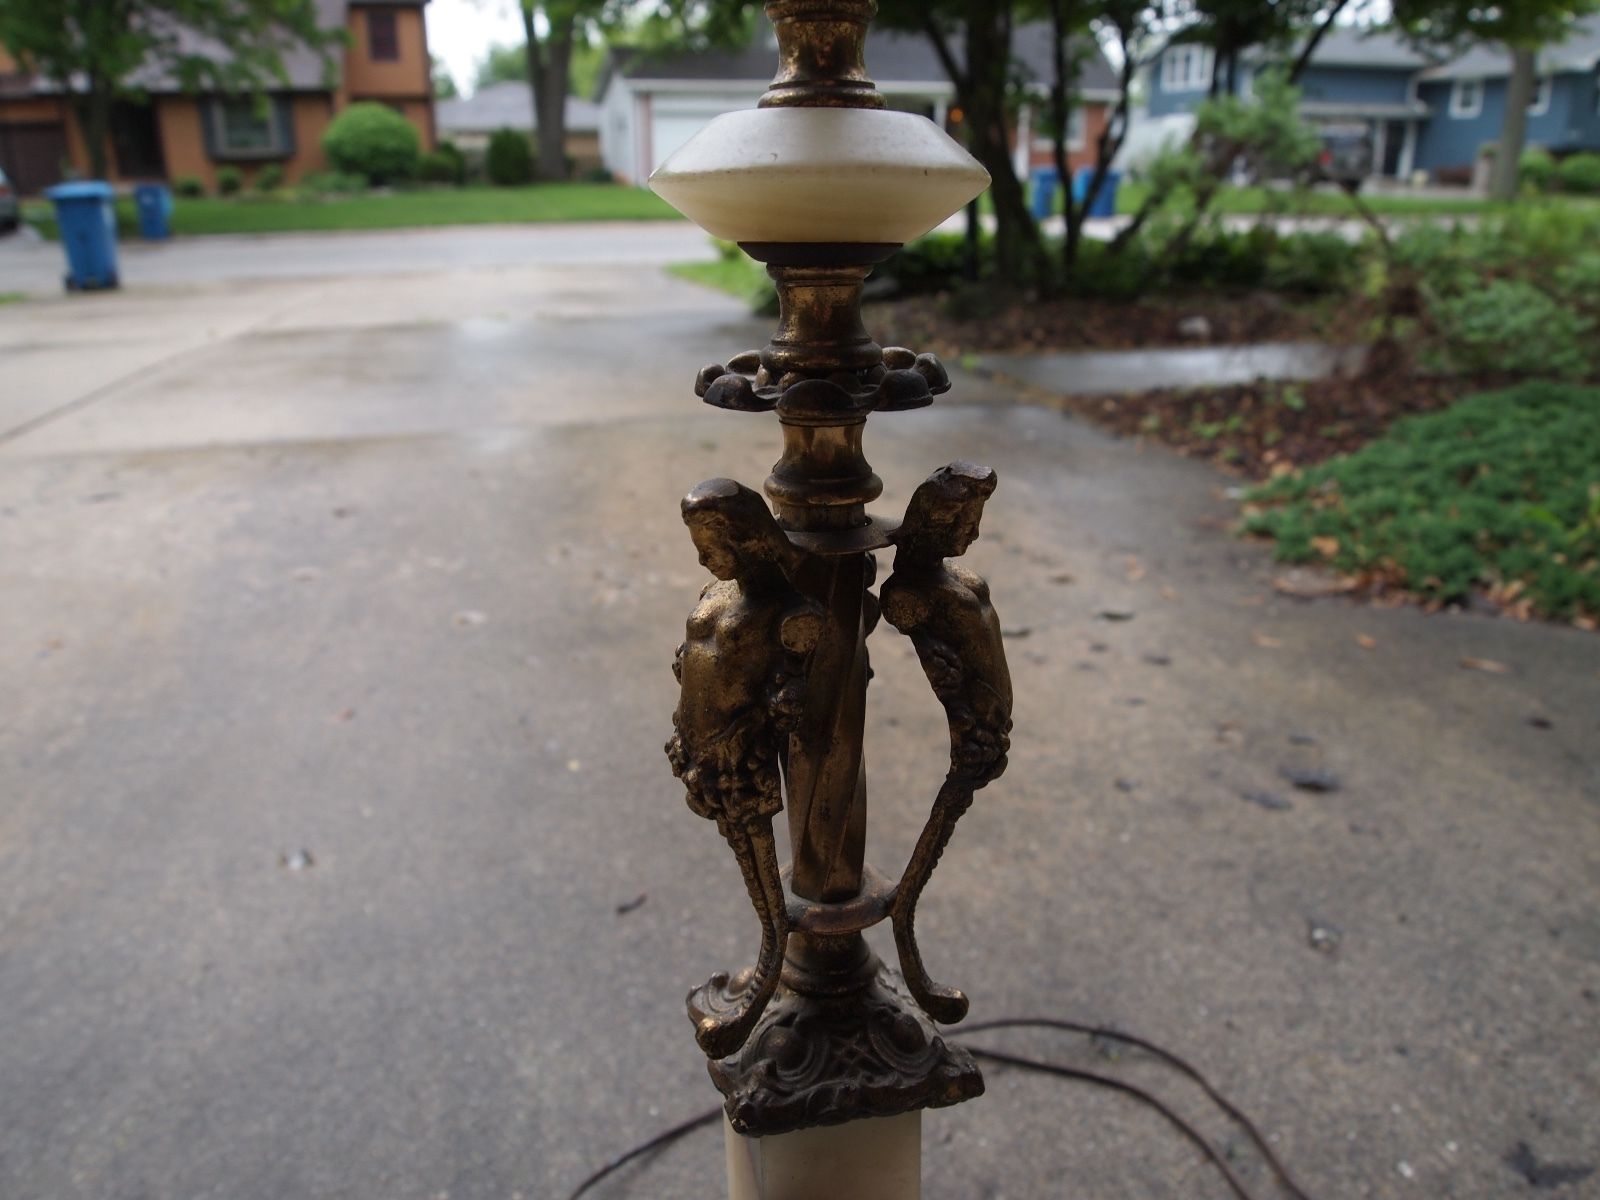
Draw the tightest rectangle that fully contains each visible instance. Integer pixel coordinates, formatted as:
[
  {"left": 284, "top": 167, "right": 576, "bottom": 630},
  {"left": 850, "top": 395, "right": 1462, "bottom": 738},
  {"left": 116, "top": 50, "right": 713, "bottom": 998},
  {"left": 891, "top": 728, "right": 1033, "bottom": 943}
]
[{"left": 1142, "top": 18, "right": 1600, "bottom": 179}]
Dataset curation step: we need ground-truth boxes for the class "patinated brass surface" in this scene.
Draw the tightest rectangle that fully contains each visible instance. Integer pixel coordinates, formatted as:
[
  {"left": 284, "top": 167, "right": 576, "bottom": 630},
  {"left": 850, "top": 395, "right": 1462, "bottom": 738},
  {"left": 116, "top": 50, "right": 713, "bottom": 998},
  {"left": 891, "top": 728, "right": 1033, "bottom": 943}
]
[
  {"left": 882, "top": 463, "right": 1013, "bottom": 1025},
  {"left": 663, "top": 0, "right": 1010, "bottom": 1137}
]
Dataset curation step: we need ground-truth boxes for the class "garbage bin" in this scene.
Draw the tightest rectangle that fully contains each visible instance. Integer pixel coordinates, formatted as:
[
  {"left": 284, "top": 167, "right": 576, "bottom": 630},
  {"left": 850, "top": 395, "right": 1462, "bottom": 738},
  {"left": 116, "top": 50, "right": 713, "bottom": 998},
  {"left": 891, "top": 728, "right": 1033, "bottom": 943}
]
[
  {"left": 44, "top": 181, "right": 119, "bottom": 291},
  {"left": 1029, "top": 166, "right": 1059, "bottom": 220},
  {"left": 1072, "top": 167, "right": 1121, "bottom": 219},
  {"left": 134, "top": 182, "right": 173, "bottom": 240}
]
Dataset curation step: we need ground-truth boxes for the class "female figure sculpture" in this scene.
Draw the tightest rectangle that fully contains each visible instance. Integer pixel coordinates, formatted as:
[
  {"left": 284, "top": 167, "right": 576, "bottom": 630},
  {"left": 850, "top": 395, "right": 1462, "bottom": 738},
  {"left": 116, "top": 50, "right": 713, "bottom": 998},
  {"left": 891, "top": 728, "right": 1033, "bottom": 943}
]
[
  {"left": 666, "top": 479, "right": 823, "bottom": 1058},
  {"left": 881, "top": 462, "right": 1012, "bottom": 1024}
]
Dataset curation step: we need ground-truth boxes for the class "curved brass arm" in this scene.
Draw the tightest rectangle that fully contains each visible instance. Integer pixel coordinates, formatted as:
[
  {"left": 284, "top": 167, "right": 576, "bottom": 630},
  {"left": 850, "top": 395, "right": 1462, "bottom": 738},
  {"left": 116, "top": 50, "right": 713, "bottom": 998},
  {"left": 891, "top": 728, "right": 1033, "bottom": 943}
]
[{"left": 688, "top": 816, "right": 790, "bottom": 1058}]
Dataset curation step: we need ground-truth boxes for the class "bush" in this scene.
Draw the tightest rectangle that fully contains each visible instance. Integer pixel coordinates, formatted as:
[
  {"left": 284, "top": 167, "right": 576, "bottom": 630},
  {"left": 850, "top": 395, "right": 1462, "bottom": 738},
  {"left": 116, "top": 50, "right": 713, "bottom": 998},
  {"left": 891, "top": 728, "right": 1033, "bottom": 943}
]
[
  {"left": 1519, "top": 147, "right": 1557, "bottom": 192},
  {"left": 1557, "top": 151, "right": 1600, "bottom": 195},
  {"left": 486, "top": 127, "right": 535, "bottom": 186},
  {"left": 417, "top": 150, "right": 463, "bottom": 184},
  {"left": 1263, "top": 231, "right": 1357, "bottom": 295},
  {"left": 216, "top": 166, "right": 243, "bottom": 196},
  {"left": 322, "top": 102, "right": 421, "bottom": 185},
  {"left": 582, "top": 165, "right": 615, "bottom": 183},
  {"left": 1243, "top": 382, "right": 1600, "bottom": 619},
  {"left": 174, "top": 175, "right": 205, "bottom": 199},
  {"left": 1430, "top": 279, "right": 1594, "bottom": 379},
  {"left": 254, "top": 163, "right": 285, "bottom": 193},
  {"left": 300, "top": 170, "right": 369, "bottom": 195},
  {"left": 881, "top": 233, "right": 975, "bottom": 296}
]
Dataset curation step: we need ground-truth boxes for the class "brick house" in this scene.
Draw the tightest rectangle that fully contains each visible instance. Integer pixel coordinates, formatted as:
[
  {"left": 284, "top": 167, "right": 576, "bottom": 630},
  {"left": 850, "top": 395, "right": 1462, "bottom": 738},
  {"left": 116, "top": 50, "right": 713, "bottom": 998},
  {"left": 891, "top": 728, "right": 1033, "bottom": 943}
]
[{"left": 0, "top": 0, "right": 435, "bottom": 194}]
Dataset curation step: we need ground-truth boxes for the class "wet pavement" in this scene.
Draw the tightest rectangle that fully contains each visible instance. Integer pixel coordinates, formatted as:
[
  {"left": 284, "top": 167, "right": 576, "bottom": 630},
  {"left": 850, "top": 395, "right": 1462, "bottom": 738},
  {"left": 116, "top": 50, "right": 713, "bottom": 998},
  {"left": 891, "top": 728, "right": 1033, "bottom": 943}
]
[
  {"left": 1, "top": 235, "right": 1597, "bottom": 1200},
  {"left": 978, "top": 341, "right": 1369, "bottom": 396}
]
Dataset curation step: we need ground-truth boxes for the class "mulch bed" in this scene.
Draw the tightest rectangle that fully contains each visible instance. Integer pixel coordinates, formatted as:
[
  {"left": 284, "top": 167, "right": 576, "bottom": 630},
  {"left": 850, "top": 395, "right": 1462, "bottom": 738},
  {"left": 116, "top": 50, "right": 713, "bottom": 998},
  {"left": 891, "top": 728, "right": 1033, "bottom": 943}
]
[
  {"left": 865, "top": 290, "right": 1361, "bottom": 356},
  {"left": 1009, "top": 367, "right": 1526, "bottom": 479}
]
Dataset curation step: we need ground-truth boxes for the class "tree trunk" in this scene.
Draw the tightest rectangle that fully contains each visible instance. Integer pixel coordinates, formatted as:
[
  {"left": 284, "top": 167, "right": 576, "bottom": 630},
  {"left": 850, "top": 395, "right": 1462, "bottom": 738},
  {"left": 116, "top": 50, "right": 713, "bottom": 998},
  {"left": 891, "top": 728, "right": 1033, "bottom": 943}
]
[
  {"left": 522, "top": 5, "right": 575, "bottom": 182},
  {"left": 959, "top": 0, "right": 1043, "bottom": 285},
  {"left": 72, "top": 81, "right": 113, "bottom": 180},
  {"left": 1492, "top": 44, "right": 1536, "bottom": 202},
  {"left": 1048, "top": 0, "right": 1077, "bottom": 279}
]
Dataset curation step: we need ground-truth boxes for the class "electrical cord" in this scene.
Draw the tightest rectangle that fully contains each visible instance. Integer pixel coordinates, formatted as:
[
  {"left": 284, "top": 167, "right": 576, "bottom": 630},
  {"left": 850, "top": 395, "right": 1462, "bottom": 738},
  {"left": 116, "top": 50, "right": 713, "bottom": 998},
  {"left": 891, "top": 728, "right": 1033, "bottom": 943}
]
[{"left": 562, "top": 1014, "right": 1316, "bottom": 1200}]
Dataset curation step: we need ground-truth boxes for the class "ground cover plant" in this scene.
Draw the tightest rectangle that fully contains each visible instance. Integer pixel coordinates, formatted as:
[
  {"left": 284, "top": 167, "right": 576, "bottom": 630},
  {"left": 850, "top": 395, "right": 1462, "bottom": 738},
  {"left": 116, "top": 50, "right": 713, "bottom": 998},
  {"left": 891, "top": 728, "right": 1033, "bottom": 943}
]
[{"left": 1241, "top": 383, "right": 1600, "bottom": 624}]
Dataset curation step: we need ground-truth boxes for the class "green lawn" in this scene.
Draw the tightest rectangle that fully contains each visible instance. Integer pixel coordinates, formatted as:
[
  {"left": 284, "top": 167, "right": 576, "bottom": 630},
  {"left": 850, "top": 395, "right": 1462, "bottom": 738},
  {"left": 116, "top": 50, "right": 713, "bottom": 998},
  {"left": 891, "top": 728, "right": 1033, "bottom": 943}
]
[
  {"left": 1243, "top": 382, "right": 1600, "bottom": 623},
  {"left": 667, "top": 256, "right": 770, "bottom": 300},
  {"left": 25, "top": 183, "right": 682, "bottom": 238}
]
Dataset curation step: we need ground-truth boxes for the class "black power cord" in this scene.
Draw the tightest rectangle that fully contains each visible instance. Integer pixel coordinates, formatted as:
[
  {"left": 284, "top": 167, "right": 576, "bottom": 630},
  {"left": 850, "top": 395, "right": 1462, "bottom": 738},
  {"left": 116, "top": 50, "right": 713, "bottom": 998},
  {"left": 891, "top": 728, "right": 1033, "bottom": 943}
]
[{"left": 564, "top": 1015, "right": 1316, "bottom": 1200}]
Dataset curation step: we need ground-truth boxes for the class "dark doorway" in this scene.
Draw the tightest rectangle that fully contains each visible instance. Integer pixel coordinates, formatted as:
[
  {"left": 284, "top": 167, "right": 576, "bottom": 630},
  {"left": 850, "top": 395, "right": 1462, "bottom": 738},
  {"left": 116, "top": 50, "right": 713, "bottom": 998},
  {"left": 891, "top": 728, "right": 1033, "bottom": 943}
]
[
  {"left": 0, "top": 121, "right": 70, "bottom": 193},
  {"left": 111, "top": 102, "right": 166, "bottom": 179},
  {"left": 1382, "top": 120, "right": 1406, "bottom": 178}
]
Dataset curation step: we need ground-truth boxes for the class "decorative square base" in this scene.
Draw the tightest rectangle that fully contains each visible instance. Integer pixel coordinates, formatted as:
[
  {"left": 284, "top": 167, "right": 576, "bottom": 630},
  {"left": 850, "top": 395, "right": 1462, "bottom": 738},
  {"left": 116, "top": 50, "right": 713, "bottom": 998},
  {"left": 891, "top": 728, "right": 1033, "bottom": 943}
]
[{"left": 706, "top": 961, "right": 983, "bottom": 1137}]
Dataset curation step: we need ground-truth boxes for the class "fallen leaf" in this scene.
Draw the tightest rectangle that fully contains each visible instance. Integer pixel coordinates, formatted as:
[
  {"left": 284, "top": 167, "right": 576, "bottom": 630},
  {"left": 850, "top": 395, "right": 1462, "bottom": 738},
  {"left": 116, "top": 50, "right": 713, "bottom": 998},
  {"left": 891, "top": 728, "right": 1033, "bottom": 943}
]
[
  {"left": 615, "top": 893, "right": 648, "bottom": 915},
  {"left": 1311, "top": 536, "right": 1340, "bottom": 559},
  {"left": 1124, "top": 556, "right": 1146, "bottom": 582},
  {"left": 1460, "top": 656, "right": 1511, "bottom": 675},
  {"left": 1253, "top": 632, "right": 1283, "bottom": 648},
  {"left": 1355, "top": 633, "right": 1377, "bottom": 649}
]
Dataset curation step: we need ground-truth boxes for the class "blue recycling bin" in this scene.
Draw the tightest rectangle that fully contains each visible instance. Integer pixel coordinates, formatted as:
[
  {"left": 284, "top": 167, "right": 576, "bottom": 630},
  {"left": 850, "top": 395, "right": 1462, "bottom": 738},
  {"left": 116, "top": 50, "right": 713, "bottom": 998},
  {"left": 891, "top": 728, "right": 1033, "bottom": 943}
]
[
  {"left": 1029, "top": 167, "right": 1059, "bottom": 219},
  {"left": 1072, "top": 167, "right": 1122, "bottom": 219},
  {"left": 44, "top": 181, "right": 119, "bottom": 291},
  {"left": 134, "top": 182, "right": 172, "bottom": 240}
]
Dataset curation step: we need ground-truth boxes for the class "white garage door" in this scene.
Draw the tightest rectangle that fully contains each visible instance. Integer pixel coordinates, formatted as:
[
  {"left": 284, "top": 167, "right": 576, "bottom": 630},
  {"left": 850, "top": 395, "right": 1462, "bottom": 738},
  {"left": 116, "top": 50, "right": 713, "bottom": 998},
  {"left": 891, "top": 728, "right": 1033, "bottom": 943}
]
[{"left": 651, "top": 107, "right": 729, "bottom": 175}]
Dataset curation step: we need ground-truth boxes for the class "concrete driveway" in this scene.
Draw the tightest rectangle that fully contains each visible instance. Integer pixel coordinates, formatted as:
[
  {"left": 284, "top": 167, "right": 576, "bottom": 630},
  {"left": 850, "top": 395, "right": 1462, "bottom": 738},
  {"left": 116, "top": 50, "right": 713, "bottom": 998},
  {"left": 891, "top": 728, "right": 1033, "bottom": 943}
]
[{"left": 1, "top": 229, "right": 1596, "bottom": 1200}]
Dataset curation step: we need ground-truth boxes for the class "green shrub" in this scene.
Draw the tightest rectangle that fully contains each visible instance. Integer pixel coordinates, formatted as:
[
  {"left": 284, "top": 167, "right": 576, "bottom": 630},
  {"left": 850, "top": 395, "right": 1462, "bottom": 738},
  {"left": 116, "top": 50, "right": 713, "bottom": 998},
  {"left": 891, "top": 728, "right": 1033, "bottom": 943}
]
[
  {"left": 1066, "top": 237, "right": 1151, "bottom": 301},
  {"left": 582, "top": 165, "right": 615, "bottom": 183},
  {"left": 433, "top": 139, "right": 466, "bottom": 180},
  {"left": 1557, "top": 151, "right": 1600, "bottom": 194},
  {"left": 322, "top": 102, "right": 421, "bottom": 185},
  {"left": 254, "top": 163, "right": 285, "bottom": 192},
  {"left": 1519, "top": 147, "right": 1557, "bottom": 192},
  {"left": 1430, "top": 279, "right": 1594, "bottom": 379},
  {"left": 1244, "top": 382, "right": 1600, "bottom": 618},
  {"left": 1263, "top": 231, "right": 1357, "bottom": 295},
  {"left": 216, "top": 166, "right": 243, "bottom": 196},
  {"left": 486, "top": 127, "right": 535, "bottom": 185},
  {"left": 417, "top": 150, "right": 463, "bottom": 183},
  {"left": 300, "top": 170, "right": 369, "bottom": 195},
  {"left": 881, "top": 233, "right": 978, "bottom": 295},
  {"left": 174, "top": 175, "right": 205, "bottom": 199}
]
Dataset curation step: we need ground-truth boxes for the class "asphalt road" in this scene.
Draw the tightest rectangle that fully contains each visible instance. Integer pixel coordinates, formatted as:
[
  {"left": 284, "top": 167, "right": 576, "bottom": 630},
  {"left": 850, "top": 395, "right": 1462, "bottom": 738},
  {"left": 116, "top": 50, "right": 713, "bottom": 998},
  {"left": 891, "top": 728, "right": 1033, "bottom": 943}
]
[{"left": 1, "top": 231, "right": 1596, "bottom": 1200}]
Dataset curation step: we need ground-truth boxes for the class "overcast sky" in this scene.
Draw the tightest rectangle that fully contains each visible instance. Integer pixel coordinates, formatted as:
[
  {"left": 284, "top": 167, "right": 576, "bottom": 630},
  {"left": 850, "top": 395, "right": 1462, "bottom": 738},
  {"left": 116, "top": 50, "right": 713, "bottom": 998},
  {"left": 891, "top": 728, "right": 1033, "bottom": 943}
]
[{"left": 430, "top": 0, "right": 526, "bottom": 95}]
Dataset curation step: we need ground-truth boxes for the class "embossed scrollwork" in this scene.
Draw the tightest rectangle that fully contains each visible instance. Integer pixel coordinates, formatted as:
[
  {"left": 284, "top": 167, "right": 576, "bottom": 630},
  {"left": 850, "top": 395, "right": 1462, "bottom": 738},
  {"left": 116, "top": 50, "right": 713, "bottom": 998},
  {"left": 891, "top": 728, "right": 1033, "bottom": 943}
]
[
  {"left": 880, "top": 462, "right": 1013, "bottom": 1024},
  {"left": 666, "top": 479, "right": 823, "bottom": 1058}
]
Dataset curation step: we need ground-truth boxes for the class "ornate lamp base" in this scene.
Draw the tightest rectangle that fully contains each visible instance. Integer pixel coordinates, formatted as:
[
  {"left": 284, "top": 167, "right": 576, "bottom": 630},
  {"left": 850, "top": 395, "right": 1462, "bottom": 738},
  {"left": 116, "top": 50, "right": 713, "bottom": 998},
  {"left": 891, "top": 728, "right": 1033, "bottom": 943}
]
[{"left": 700, "top": 933, "right": 983, "bottom": 1137}]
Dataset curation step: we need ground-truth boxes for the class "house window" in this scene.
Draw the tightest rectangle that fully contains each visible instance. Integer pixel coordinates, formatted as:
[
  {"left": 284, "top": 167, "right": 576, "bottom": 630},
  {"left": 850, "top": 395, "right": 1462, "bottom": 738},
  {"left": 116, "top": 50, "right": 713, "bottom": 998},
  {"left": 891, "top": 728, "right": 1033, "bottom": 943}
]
[
  {"left": 1161, "top": 45, "right": 1215, "bottom": 94},
  {"left": 1449, "top": 77, "right": 1483, "bottom": 118},
  {"left": 212, "top": 98, "right": 286, "bottom": 156},
  {"left": 1529, "top": 76, "right": 1552, "bottom": 115},
  {"left": 367, "top": 10, "right": 399, "bottom": 62}
]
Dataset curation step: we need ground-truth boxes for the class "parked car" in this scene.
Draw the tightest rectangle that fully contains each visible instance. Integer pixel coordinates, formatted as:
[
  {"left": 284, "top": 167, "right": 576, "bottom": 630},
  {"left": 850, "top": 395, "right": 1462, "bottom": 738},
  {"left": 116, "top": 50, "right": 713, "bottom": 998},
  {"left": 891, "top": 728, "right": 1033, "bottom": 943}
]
[{"left": 0, "top": 167, "right": 19, "bottom": 232}]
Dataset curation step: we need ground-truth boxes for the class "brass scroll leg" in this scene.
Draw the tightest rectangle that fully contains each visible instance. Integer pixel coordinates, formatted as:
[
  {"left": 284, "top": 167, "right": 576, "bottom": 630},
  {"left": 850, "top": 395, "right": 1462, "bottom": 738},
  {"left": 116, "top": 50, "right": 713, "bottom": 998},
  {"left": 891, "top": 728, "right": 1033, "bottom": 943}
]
[
  {"left": 890, "top": 776, "right": 976, "bottom": 1025},
  {"left": 689, "top": 815, "right": 790, "bottom": 1058}
]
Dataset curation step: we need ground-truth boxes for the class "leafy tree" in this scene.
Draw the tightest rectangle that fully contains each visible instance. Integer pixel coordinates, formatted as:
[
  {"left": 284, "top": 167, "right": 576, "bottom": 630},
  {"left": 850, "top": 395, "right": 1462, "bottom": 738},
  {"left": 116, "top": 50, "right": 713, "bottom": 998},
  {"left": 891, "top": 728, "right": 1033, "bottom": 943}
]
[
  {"left": 432, "top": 54, "right": 459, "bottom": 99},
  {"left": 519, "top": 1, "right": 612, "bottom": 180},
  {"left": 0, "top": 0, "right": 337, "bottom": 179},
  {"left": 476, "top": 35, "right": 605, "bottom": 97},
  {"left": 475, "top": 42, "right": 530, "bottom": 89},
  {"left": 1390, "top": 0, "right": 1600, "bottom": 201}
]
